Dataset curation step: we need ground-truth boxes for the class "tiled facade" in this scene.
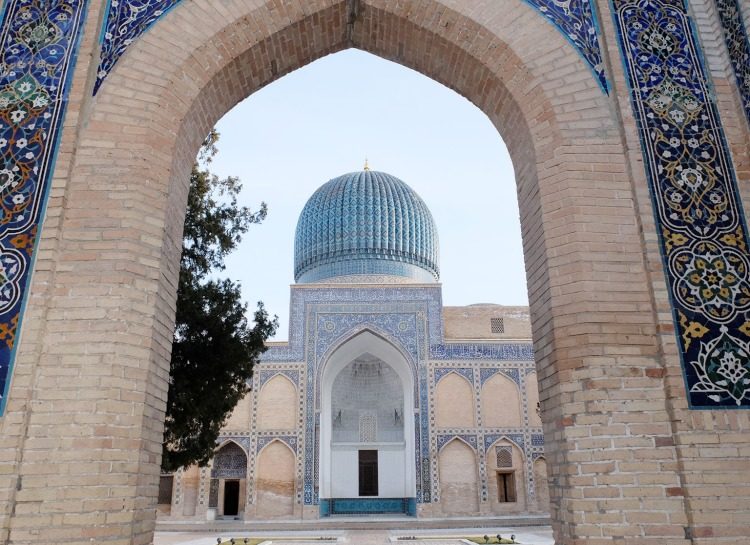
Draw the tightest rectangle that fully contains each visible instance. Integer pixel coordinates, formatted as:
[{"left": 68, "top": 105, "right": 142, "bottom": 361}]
[{"left": 165, "top": 287, "right": 545, "bottom": 520}]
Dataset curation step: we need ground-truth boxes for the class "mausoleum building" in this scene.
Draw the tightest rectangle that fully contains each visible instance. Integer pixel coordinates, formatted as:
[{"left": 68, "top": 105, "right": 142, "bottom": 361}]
[{"left": 159, "top": 169, "right": 547, "bottom": 520}]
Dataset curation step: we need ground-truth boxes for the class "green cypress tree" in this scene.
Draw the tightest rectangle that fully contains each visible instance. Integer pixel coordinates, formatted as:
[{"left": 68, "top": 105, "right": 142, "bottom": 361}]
[{"left": 161, "top": 130, "right": 277, "bottom": 472}]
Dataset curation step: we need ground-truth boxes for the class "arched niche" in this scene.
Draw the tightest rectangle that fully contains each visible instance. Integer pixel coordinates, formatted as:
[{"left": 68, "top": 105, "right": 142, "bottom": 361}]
[
  {"left": 481, "top": 373, "right": 521, "bottom": 428},
  {"left": 256, "top": 440, "right": 296, "bottom": 518},
  {"left": 10, "top": 0, "right": 663, "bottom": 543},
  {"left": 319, "top": 330, "right": 416, "bottom": 500},
  {"left": 211, "top": 441, "right": 248, "bottom": 518},
  {"left": 212, "top": 441, "right": 248, "bottom": 479},
  {"left": 486, "top": 438, "right": 526, "bottom": 512},
  {"left": 436, "top": 372, "right": 475, "bottom": 428},
  {"left": 257, "top": 374, "right": 297, "bottom": 431},
  {"left": 438, "top": 438, "right": 479, "bottom": 515}
]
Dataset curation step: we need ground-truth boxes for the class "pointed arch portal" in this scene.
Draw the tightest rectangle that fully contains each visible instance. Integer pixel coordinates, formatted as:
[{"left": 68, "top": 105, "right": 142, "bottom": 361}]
[
  {"left": 1, "top": 1, "right": 749, "bottom": 544},
  {"left": 319, "top": 330, "right": 417, "bottom": 515}
]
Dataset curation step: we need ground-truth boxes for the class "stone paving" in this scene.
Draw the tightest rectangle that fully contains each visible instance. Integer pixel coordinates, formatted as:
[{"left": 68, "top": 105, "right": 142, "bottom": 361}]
[{"left": 154, "top": 526, "right": 554, "bottom": 545}]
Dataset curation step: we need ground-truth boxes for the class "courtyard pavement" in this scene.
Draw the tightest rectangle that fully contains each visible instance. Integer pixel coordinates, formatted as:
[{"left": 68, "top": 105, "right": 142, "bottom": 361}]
[{"left": 154, "top": 526, "right": 554, "bottom": 545}]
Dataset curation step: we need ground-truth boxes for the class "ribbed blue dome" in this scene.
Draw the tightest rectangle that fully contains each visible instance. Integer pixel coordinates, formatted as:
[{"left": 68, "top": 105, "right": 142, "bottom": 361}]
[{"left": 294, "top": 170, "right": 440, "bottom": 283}]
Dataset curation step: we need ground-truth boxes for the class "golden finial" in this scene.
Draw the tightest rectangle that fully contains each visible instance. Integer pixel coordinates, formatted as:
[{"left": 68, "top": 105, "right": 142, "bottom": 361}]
[{"left": 363, "top": 158, "right": 370, "bottom": 171}]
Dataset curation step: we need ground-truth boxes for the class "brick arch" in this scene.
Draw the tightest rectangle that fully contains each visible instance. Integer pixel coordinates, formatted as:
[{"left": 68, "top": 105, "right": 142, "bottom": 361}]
[{"left": 9, "top": 1, "right": 666, "bottom": 544}]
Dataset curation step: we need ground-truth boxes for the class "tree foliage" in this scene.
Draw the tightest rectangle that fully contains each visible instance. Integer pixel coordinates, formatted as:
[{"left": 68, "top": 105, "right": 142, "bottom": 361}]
[{"left": 162, "top": 130, "right": 277, "bottom": 472}]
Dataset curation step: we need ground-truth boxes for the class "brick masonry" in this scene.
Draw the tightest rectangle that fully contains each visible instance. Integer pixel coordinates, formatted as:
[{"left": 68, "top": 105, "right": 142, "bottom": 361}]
[{"left": 0, "top": 1, "right": 747, "bottom": 544}]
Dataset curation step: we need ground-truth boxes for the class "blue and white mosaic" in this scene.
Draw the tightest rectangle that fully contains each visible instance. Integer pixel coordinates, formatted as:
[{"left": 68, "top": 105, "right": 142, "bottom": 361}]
[
  {"left": 258, "top": 368, "right": 299, "bottom": 389},
  {"left": 434, "top": 367, "right": 474, "bottom": 385},
  {"left": 94, "top": 0, "right": 181, "bottom": 95},
  {"left": 714, "top": 0, "right": 750, "bottom": 125},
  {"left": 479, "top": 366, "right": 522, "bottom": 387},
  {"left": 485, "top": 433, "right": 526, "bottom": 452},
  {"left": 0, "top": 0, "right": 90, "bottom": 415},
  {"left": 611, "top": 0, "right": 750, "bottom": 408},
  {"left": 437, "top": 433, "right": 478, "bottom": 452},
  {"left": 256, "top": 434, "right": 297, "bottom": 454},
  {"left": 524, "top": 0, "right": 609, "bottom": 92}
]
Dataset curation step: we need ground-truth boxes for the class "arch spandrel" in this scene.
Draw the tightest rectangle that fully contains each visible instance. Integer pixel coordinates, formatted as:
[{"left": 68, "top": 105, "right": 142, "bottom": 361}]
[{"left": 95, "top": 1, "right": 609, "bottom": 97}]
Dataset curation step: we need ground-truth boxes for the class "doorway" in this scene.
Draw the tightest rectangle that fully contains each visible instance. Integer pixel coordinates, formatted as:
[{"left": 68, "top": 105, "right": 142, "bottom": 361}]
[
  {"left": 359, "top": 450, "right": 378, "bottom": 496},
  {"left": 223, "top": 480, "right": 240, "bottom": 517}
]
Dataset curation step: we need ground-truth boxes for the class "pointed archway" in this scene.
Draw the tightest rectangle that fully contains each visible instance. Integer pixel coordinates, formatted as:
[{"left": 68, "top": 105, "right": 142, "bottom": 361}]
[{"left": 3, "top": 1, "right": 722, "bottom": 544}]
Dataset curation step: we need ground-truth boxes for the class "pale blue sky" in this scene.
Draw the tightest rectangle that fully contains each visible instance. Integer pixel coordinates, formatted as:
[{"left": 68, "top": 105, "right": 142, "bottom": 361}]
[{"left": 213, "top": 49, "right": 526, "bottom": 340}]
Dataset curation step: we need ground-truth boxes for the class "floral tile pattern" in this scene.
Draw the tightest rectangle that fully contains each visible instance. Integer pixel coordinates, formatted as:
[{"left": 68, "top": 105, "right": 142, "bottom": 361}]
[
  {"left": 715, "top": 0, "right": 750, "bottom": 125},
  {"left": 94, "top": 0, "right": 608, "bottom": 95},
  {"left": 94, "top": 0, "right": 181, "bottom": 95},
  {"left": 0, "top": 0, "right": 90, "bottom": 414},
  {"left": 611, "top": 0, "right": 750, "bottom": 408},
  {"left": 524, "top": 0, "right": 609, "bottom": 92}
]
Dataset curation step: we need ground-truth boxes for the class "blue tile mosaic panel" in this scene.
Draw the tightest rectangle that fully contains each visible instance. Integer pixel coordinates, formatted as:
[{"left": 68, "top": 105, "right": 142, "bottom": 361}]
[
  {"left": 437, "top": 433, "right": 478, "bottom": 452},
  {"left": 714, "top": 0, "right": 750, "bottom": 125},
  {"left": 256, "top": 434, "right": 297, "bottom": 454},
  {"left": 525, "top": 0, "right": 609, "bottom": 92},
  {"left": 479, "top": 366, "right": 522, "bottom": 386},
  {"left": 611, "top": 0, "right": 750, "bottom": 408},
  {"left": 430, "top": 343, "right": 533, "bottom": 361},
  {"left": 484, "top": 433, "right": 525, "bottom": 452},
  {"left": 0, "top": 0, "right": 90, "bottom": 414},
  {"left": 95, "top": 0, "right": 182, "bottom": 95},
  {"left": 434, "top": 367, "right": 474, "bottom": 385},
  {"left": 216, "top": 435, "right": 250, "bottom": 452},
  {"left": 258, "top": 368, "right": 299, "bottom": 389},
  {"left": 322, "top": 497, "right": 415, "bottom": 516}
]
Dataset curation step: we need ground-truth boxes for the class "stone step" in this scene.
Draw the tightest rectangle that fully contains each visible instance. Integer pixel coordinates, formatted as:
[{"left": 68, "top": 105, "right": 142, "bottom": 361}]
[{"left": 156, "top": 515, "right": 551, "bottom": 533}]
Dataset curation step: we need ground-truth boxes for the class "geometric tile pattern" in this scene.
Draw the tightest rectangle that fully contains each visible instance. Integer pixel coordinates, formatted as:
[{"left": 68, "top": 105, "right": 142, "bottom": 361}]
[
  {"left": 434, "top": 367, "right": 474, "bottom": 385},
  {"left": 256, "top": 434, "right": 297, "bottom": 454},
  {"left": 258, "top": 368, "right": 299, "bottom": 389},
  {"left": 94, "top": 0, "right": 182, "bottom": 95},
  {"left": 0, "top": 0, "right": 90, "bottom": 414},
  {"left": 479, "top": 367, "right": 522, "bottom": 387},
  {"left": 611, "top": 0, "right": 750, "bottom": 408},
  {"left": 436, "top": 433, "right": 477, "bottom": 452},
  {"left": 523, "top": 0, "right": 609, "bottom": 92},
  {"left": 715, "top": 0, "right": 750, "bottom": 125}
]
